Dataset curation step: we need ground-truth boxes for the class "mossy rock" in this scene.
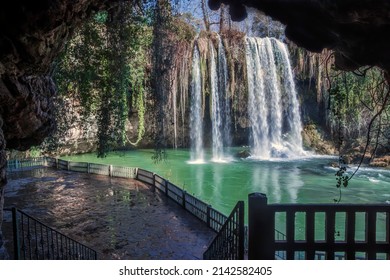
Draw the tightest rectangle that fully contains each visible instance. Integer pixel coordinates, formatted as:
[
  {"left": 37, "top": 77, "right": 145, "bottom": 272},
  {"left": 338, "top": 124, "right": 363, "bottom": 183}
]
[{"left": 236, "top": 149, "right": 251, "bottom": 158}]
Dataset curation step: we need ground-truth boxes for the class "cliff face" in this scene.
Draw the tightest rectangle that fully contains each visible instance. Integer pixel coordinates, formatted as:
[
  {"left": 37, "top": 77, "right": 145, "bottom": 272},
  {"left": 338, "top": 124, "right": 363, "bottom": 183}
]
[
  {"left": 0, "top": 0, "right": 121, "bottom": 150},
  {"left": 0, "top": 0, "right": 125, "bottom": 259}
]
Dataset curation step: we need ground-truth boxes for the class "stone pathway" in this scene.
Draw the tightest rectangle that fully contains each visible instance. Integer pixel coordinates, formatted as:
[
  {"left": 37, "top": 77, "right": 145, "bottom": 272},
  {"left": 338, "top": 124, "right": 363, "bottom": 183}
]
[{"left": 2, "top": 168, "right": 215, "bottom": 259}]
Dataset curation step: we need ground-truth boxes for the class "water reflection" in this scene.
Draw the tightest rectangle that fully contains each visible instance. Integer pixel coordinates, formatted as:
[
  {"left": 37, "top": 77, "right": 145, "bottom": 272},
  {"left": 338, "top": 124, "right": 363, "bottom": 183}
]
[
  {"left": 190, "top": 164, "right": 204, "bottom": 197},
  {"left": 251, "top": 165, "right": 268, "bottom": 196},
  {"left": 285, "top": 166, "right": 304, "bottom": 203},
  {"left": 212, "top": 164, "right": 223, "bottom": 207},
  {"left": 270, "top": 168, "right": 282, "bottom": 203},
  {"left": 249, "top": 163, "right": 303, "bottom": 203}
]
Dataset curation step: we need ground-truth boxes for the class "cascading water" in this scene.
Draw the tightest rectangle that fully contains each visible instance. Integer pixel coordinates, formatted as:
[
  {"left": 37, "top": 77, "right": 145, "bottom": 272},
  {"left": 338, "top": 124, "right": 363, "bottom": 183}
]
[
  {"left": 246, "top": 37, "right": 306, "bottom": 159},
  {"left": 210, "top": 36, "right": 232, "bottom": 162},
  {"left": 210, "top": 40, "right": 225, "bottom": 162},
  {"left": 189, "top": 45, "right": 204, "bottom": 163},
  {"left": 217, "top": 36, "right": 232, "bottom": 151},
  {"left": 273, "top": 39, "right": 305, "bottom": 154}
]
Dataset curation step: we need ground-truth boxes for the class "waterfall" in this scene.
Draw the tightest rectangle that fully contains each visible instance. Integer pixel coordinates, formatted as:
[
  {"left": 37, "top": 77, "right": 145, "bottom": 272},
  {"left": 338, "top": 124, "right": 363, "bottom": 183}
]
[
  {"left": 209, "top": 36, "right": 232, "bottom": 162},
  {"left": 189, "top": 45, "right": 204, "bottom": 163},
  {"left": 217, "top": 36, "right": 231, "bottom": 150},
  {"left": 172, "top": 75, "right": 178, "bottom": 149},
  {"left": 246, "top": 37, "right": 305, "bottom": 159},
  {"left": 273, "top": 39, "right": 305, "bottom": 154},
  {"left": 210, "top": 40, "right": 224, "bottom": 162}
]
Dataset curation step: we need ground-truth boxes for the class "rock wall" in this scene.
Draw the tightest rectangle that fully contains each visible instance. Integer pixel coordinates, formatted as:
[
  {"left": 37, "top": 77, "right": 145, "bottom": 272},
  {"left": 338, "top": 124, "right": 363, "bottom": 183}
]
[
  {"left": 0, "top": 0, "right": 129, "bottom": 259},
  {"left": 0, "top": 115, "right": 7, "bottom": 258}
]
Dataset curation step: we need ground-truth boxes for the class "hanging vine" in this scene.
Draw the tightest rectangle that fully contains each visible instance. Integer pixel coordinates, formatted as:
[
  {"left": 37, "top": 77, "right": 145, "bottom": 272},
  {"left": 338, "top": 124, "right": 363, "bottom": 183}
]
[{"left": 48, "top": 1, "right": 154, "bottom": 157}]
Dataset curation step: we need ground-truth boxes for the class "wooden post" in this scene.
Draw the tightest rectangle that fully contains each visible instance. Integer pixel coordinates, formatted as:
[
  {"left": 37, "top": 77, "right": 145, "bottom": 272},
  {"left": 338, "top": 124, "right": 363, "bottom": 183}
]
[
  {"left": 248, "top": 192, "right": 274, "bottom": 260},
  {"left": 55, "top": 158, "right": 59, "bottom": 169},
  {"left": 87, "top": 163, "right": 90, "bottom": 174},
  {"left": 67, "top": 161, "right": 70, "bottom": 171},
  {"left": 109, "top": 165, "right": 113, "bottom": 177}
]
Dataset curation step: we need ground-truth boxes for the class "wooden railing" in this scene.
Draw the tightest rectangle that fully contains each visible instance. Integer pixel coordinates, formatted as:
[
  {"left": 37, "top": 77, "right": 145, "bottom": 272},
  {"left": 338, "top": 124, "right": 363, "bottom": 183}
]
[
  {"left": 203, "top": 201, "right": 245, "bottom": 260},
  {"left": 248, "top": 193, "right": 390, "bottom": 260}
]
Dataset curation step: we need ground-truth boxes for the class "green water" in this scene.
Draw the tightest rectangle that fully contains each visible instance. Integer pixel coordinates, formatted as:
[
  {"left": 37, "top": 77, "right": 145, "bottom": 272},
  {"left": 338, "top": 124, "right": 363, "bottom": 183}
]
[
  {"left": 63, "top": 149, "right": 390, "bottom": 215},
  {"left": 63, "top": 149, "right": 390, "bottom": 242}
]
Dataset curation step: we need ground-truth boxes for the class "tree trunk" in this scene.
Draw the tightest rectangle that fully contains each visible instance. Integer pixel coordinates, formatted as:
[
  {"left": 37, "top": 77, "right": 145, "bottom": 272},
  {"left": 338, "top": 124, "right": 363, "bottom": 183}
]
[{"left": 201, "top": 0, "right": 211, "bottom": 31}]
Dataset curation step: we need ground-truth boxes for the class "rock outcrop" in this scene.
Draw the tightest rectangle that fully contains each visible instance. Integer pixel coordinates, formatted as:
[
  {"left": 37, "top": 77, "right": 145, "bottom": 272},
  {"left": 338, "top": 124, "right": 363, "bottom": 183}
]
[{"left": 0, "top": 0, "right": 126, "bottom": 259}]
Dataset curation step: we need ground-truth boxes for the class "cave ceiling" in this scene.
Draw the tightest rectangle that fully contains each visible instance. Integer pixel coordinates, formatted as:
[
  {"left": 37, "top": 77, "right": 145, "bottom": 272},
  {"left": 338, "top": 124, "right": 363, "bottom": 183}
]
[{"left": 210, "top": 0, "right": 390, "bottom": 72}]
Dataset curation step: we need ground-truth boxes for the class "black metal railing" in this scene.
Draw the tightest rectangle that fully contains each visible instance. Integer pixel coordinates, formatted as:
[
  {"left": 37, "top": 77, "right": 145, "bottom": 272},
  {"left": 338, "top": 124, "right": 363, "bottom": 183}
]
[
  {"left": 136, "top": 169, "right": 228, "bottom": 232},
  {"left": 203, "top": 201, "right": 245, "bottom": 260},
  {"left": 4, "top": 208, "right": 97, "bottom": 260},
  {"left": 6, "top": 157, "right": 47, "bottom": 171},
  {"left": 7, "top": 157, "right": 137, "bottom": 179}
]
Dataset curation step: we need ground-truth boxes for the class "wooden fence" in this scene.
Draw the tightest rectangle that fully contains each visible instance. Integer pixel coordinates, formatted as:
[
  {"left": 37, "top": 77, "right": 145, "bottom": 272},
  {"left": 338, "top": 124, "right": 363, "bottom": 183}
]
[{"left": 248, "top": 193, "right": 390, "bottom": 260}]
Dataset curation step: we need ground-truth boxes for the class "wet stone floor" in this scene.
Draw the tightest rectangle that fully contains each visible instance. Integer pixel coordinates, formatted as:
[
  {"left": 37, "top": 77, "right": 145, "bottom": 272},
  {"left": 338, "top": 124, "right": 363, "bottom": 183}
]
[{"left": 2, "top": 168, "right": 215, "bottom": 260}]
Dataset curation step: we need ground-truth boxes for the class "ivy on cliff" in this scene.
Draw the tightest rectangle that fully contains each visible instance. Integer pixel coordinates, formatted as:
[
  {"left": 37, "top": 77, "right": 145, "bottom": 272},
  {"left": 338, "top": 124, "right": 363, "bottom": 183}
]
[{"left": 50, "top": 2, "right": 154, "bottom": 157}]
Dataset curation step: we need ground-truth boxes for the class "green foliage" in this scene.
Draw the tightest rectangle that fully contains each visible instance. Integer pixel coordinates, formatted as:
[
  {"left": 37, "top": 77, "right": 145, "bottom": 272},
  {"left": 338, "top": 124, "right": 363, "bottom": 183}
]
[
  {"left": 28, "top": 146, "right": 41, "bottom": 158},
  {"left": 328, "top": 67, "right": 390, "bottom": 200},
  {"left": 328, "top": 68, "right": 385, "bottom": 142},
  {"left": 52, "top": 1, "right": 154, "bottom": 157}
]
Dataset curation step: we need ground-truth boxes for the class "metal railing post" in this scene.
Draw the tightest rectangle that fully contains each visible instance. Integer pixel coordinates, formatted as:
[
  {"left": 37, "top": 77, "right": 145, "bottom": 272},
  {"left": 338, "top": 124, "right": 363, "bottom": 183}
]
[
  {"left": 151, "top": 174, "right": 156, "bottom": 192},
  {"left": 238, "top": 201, "right": 245, "bottom": 260},
  {"left": 165, "top": 180, "right": 169, "bottom": 196},
  {"left": 248, "top": 193, "right": 274, "bottom": 260},
  {"left": 11, "top": 207, "right": 21, "bottom": 260},
  {"left": 182, "top": 191, "right": 186, "bottom": 208},
  {"left": 207, "top": 205, "right": 211, "bottom": 228}
]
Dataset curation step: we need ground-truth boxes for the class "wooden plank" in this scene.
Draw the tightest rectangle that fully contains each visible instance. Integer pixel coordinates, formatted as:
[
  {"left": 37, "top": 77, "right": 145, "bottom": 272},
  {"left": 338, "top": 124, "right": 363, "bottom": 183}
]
[
  {"left": 346, "top": 211, "right": 356, "bottom": 260},
  {"left": 367, "top": 211, "right": 376, "bottom": 259}
]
